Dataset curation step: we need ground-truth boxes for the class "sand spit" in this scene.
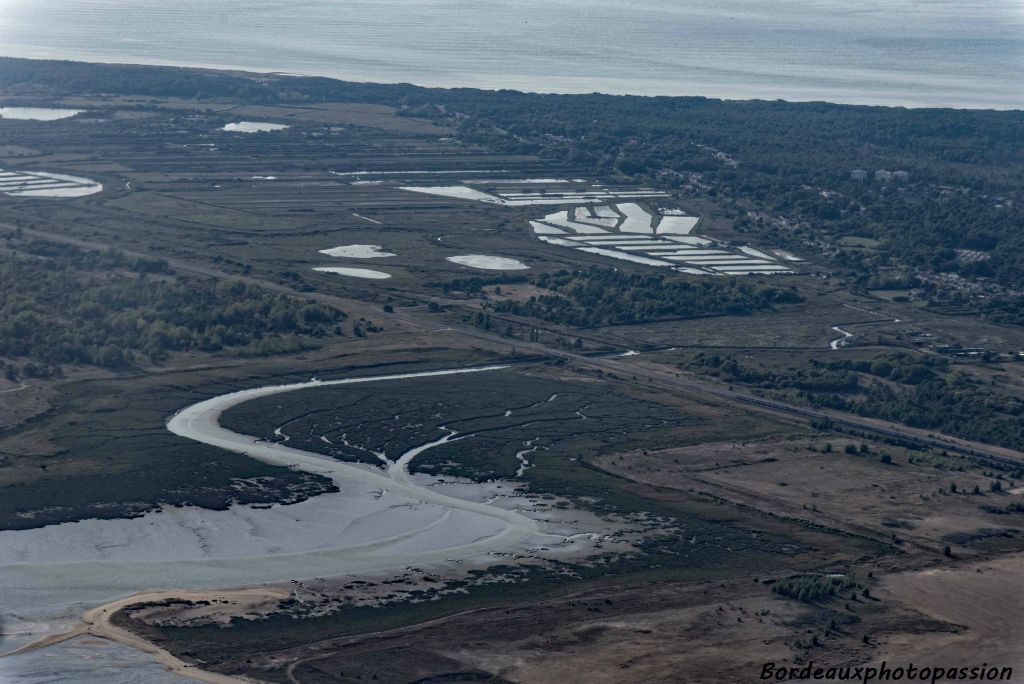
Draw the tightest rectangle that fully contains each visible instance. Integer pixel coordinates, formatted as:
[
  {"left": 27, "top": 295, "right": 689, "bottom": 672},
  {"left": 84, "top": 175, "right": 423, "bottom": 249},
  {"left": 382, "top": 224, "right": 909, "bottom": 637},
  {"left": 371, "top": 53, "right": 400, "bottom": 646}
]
[
  {"left": 312, "top": 266, "right": 392, "bottom": 279},
  {"left": 447, "top": 255, "right": 530, "bottom": 271},
  {"left": 3, "top": 588, "right": 283, "bottom": 684},
  {"left": 318, "top": 244, "right": 396, "bottom": 259}
]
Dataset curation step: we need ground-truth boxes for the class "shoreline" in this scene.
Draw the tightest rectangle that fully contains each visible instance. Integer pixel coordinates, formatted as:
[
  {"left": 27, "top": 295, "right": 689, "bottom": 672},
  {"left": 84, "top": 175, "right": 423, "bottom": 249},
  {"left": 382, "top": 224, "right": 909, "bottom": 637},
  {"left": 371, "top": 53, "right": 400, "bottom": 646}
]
[{"left": 1, "top": 54, "right": 1021, "bottom": 112}]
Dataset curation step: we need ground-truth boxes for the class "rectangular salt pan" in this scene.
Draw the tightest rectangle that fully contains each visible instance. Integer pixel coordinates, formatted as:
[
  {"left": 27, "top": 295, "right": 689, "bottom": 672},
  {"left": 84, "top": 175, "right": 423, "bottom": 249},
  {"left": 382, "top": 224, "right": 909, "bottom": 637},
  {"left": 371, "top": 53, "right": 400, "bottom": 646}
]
[
  {"left": 562, "top": 234, "right": 649, "bottom": 242},
  {"left": 664, "top": 236, "right": 713, "bottom": 245},
  {"left": 773, "top": 250, "right": 802, "bottom": 261},
  {"left": 616, "top": 203, "right": 654, "bottom": 234},
  {"left": 576, "top": 217, "right": 620, "bottom": 228},
  {"left": 594, "top": 241, "right": 668, "bottom": 249},
  {"left": 637, "top": 250, "right": 726, "bottom": 258},
  {"left": 664, "top": 260, "right": 761, "bottom": 266},
  {"left": 0, "top": 170, "right": 102, "bottom": 197},
  {"left": 400, "top": 185, "right": 503, "bottom": 203},
  {"left": 635, "top": 248, "right": 731, "bottom": 256},
  {"left": 463, "top": 178, "right": 569, "bottom": 184},
  {"left": 618, "top": 245, "right": 717, "bottom": 252},
  {"left": 529, "top": 221, "right": 567, "bottom": 235},
  {"left": 656, "top": 216, "right": 700, "bottom": 235},
  {"left": 739, "top": 246, "right": 776, "bottom": 260},
  {"left": 576, "top": 246, "right": 674, "bottom": 266},
  {"left": 712, "top": 265, "right": 793, "bottom": 271},
  {"left": 540, "top": 211, "right": 608, "bottom": 234},
  {"left": 573, "top": 206, "right": 619, "bottom": 228},
  {"left": 667, "top": 258, "right": 773, "bottom": 265},
  {"left": 538, "top": 236, "right": 579, "bottom": 247}
]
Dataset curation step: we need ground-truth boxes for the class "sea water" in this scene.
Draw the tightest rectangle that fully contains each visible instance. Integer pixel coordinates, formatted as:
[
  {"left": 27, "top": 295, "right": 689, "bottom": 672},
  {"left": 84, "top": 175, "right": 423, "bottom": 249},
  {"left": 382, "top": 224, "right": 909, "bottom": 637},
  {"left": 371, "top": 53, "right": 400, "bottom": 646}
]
[{"left": 0, "top": 0, "right": 1021, "bottom": 108}]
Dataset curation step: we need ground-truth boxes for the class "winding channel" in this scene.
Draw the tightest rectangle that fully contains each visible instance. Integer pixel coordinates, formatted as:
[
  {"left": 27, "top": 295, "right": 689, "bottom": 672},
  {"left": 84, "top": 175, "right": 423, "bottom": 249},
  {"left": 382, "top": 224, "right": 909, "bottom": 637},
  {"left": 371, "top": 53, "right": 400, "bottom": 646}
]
[
  {"left": 165, "top": 364, "right": 538, "bottom": 554},
  {"left": 0, "top": 365, "right": 544, "bottom": 682},
  {"left": 829, "top": 325, "right": 854, "bottom": 350}
]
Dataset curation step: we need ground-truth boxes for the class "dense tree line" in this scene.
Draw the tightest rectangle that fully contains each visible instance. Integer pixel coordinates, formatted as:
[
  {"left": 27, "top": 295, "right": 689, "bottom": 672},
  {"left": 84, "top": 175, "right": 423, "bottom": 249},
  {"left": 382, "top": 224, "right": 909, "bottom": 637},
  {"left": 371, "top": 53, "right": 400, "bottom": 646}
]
[
  {"left": 432, "top": 274, "right": 529, "bottom": 295},
  {"left": 982, "top": 501, "right": 1024, "bottom": 515},
  {"left": 687, "top": 352, "right": 1024, "bottom": 450},
  {"left": 16, "top": 238, "right": 172, "bottom": 273},
  {"left": 0, "top": 241, "right": 344, "bottom": 370},
  {"left": 771, "top": 574, "right": 858, "bottom": 603},
  {"left": 490, "top": 267, "right": 801, "bottom": 327}
]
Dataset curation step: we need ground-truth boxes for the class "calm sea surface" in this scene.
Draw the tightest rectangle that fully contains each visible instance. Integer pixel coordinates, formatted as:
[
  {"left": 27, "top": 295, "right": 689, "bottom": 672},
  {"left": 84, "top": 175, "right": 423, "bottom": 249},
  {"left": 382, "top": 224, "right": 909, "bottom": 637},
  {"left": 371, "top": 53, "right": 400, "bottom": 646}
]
[{"left": 0, "top": 1, "right": 1022, "bottom": 107}]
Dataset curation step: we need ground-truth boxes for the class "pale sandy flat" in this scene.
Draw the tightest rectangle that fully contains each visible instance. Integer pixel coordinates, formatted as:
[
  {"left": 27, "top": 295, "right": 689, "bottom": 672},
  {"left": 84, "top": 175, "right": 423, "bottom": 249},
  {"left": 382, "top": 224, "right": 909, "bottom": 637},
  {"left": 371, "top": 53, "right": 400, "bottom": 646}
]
[
  {"left": 222, "top": 121, "right": 289, "bottom": 133},
  {"left": 318, "top": 244, "right": 396, "bottom": 259},
  {"left": 447, "top": 255, "right": 529, "bottom": 270},
  {"left": 312, "top": 266, "right": 392, "bottom": 279}
]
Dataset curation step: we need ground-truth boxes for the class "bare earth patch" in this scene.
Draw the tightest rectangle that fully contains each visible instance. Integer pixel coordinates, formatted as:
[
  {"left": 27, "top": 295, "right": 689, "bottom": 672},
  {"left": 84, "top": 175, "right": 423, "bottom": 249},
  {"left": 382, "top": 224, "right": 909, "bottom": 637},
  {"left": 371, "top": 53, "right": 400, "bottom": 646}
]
[
  {"left": 594, "top": 441, "right": 1024, "bottom": 553},
  {"left": 875, "top": 554, "right": 1024, "bottom": 677}
]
